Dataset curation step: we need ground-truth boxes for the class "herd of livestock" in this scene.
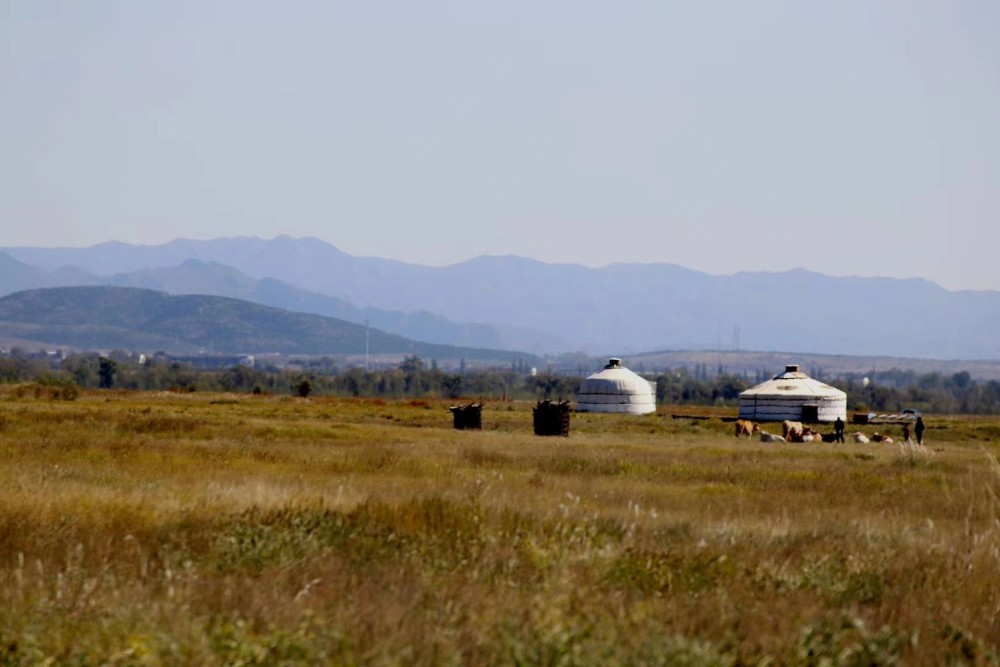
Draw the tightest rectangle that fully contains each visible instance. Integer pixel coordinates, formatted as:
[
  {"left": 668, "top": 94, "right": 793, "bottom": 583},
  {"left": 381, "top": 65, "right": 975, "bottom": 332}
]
[{"left": 734, "top": 418, "right": 908, "bottom": 445}]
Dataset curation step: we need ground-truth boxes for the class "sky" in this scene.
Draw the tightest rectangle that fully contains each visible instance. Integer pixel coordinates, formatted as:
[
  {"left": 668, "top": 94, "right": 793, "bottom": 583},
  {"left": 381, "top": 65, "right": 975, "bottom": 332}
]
[{"left": 2, "top": 1, "right": 999, "bottom": 290}]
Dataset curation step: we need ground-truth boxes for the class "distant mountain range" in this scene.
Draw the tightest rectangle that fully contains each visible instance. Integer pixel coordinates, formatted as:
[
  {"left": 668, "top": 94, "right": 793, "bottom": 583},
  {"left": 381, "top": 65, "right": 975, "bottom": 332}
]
[
  {"left": 3, "top": 236, "right": 999, "bottom": 360},
  {"left": 0, "top": 286, "right": 535, "bottom": 363},
  {"left": 0, "top": 249, "right": 554, "bottom": 352}
]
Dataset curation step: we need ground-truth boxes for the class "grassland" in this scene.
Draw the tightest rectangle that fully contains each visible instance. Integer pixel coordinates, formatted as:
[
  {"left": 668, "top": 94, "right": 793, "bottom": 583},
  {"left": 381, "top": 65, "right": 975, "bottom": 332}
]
[{"left": 1, "top": 387, "right": 999, "bottom": 665}]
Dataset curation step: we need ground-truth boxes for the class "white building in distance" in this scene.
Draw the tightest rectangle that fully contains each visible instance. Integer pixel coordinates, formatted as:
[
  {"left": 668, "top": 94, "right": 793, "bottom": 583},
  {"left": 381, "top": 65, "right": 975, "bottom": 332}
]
[
  {"left": 576, "top": 358, "right": 657, "bottom": 415},
  {"left": 738, "top": 365, "right": 847, "bottom": 423}
]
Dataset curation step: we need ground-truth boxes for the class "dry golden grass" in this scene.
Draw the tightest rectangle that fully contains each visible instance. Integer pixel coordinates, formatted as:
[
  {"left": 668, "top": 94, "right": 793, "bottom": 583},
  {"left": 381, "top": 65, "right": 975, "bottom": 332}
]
[{"left": 0, "top": 386, "right": 998, "bottom": 665}]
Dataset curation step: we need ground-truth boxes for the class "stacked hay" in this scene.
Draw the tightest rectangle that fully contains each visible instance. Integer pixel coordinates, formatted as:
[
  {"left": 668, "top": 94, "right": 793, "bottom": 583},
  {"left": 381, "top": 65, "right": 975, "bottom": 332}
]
[
  {"left": 533, "top": 400, "right": 571, "bottom": 436},
  {"left": 449, "top": 402, "right": 483, "bottom": 430}
]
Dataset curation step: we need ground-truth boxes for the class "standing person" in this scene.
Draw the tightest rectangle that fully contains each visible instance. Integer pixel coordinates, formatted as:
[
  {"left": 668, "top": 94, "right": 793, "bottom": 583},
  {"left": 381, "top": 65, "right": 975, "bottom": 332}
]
[
  {"left": 915, "top": 417, "right": 925, "bottom": 445},
  {"left": 902, "top": 422, "right": 911, "bottom": 443},
  {"left": 834, "top": 416, "right": 845, "bottom": 443}
]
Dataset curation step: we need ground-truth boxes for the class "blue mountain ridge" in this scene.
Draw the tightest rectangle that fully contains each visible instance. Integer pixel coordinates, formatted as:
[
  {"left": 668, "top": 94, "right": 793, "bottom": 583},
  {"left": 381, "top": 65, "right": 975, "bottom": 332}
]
[{"left": 3, "top": 237, "right": 998, "bottom": 359}]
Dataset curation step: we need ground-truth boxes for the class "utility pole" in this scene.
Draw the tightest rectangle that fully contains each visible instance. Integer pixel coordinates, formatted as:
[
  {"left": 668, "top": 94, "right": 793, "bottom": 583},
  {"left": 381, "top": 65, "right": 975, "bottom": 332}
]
[{"left": 365, "top": 320, "right": 370, "bottom": 372}]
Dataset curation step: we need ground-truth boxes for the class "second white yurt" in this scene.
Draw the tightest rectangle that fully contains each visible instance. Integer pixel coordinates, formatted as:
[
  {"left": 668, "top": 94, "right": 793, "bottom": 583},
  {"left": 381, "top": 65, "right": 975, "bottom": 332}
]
[
  {"left": 738, "top": 364, "right": 847, "bottom": 422},
  {"left": 576, "top": 358, "right": 656, "bottom": 415}
]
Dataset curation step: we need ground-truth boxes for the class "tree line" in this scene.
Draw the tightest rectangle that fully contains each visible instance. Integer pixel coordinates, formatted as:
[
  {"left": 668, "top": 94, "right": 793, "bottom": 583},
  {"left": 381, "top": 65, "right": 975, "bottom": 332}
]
[{"left": 3, "top": 350, "right": 1000, "bottom": 414}]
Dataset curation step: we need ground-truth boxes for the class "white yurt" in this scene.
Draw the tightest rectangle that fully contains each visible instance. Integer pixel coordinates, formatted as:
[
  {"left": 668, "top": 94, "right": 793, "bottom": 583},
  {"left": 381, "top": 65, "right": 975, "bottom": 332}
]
[
  {"left": 738, "top": 365, "right": 847, "bottom": 423},
  {"left": 576, "top": 358, "right": 657, "bottom": 415}
]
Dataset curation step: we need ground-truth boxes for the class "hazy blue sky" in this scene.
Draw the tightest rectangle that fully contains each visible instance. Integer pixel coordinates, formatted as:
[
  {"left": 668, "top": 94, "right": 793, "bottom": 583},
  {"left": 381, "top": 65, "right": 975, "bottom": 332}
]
[{"left": 2, "top": 1, "right": 998, "bottom": 290}]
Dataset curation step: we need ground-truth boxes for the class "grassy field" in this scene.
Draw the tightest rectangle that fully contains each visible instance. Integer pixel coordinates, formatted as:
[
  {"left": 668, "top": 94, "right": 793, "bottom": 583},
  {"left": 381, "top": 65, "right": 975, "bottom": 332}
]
[{"left": 1, "top": 386, "right": 999, "bottom": 665}]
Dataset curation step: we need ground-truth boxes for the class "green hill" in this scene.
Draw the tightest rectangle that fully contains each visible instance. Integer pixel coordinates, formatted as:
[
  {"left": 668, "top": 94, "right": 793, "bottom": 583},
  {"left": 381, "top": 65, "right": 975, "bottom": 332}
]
[{"left": 0, "top": 286, "right": 535, "bottom": 363}]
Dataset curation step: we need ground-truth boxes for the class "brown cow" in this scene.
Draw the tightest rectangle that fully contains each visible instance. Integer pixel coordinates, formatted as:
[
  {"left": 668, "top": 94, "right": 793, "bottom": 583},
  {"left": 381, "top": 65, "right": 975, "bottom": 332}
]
[
  {"left": 734, "top": 420, "right": 760, "bottom": 438},
  {"left": 782, "top": 420, "right": 805, "bottom": 442}
]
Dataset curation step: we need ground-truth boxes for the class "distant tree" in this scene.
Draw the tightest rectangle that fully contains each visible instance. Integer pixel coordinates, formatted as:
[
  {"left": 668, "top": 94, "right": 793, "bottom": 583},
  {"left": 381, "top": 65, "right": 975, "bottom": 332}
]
[
  {"left": 98, "top": 357, "right": 117, "bottom": 389},
  {"left": 442, "top": 374, "right": 463, "bottom": 399},
  {"left": 682, "top": 376, "right": 711, "bottom": 403},
  {"left": 342, "top": 368, "right": 365, "bottom": 397},
  {"left": 400, "top": 356, "right": 425, "bottom": 394},
  {"left": 0, "top": 359, "right": 22, "bottom": 382},
  {"left": 60, "top": 355, "right": 95, "bottom": 388},
  {"left": 952, "top": 371, "right": 972, "bottom": 391},
  {"left": 712, "top": 374, "right": 749, "bottom": 402},
  {"left": 296, "top": 378, "right": 312, "bottom": 398},
  {"left": 220, "top": 365, "right": 260, "bottom": 392},
  {"left": 400, "top": 356, "right": 425, "bottom": 374}
]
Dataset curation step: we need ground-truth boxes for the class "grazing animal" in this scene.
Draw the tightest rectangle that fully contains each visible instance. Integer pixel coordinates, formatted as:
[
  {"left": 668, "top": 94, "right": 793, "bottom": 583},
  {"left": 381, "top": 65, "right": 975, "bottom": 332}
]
[
  {"left": 821, "top": 432, "right": 839, "bottom": 443},
  {"left": 760, "top": 431, "right": 786, "bottom": 443},
  {"left": 871, "top": 432, "right": 893, "bottom": 443},
  {"left": 853, "top": 432, "right": 870, "bottom": 444},
  {"left": 782, "top": 420, "right": 805, "bottom": 442},
  {"left": 734, "top": 420, "right": 760, "bottom": 438}
]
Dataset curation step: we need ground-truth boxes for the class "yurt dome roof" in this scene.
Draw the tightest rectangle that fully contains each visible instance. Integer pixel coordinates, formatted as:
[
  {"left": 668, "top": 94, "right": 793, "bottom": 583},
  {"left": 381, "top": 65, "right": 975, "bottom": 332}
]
[
  {"left": 740, "top": 364, "right": 846, "bottom": 400},
  {"left": 576, "top": 358, "right": 656, "bottom": 414}
]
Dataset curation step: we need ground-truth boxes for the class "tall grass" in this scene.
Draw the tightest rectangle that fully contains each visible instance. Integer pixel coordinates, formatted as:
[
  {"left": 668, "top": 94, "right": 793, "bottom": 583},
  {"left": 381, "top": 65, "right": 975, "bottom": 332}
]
[{"left": 0, "top": 386, "right": 998, "bottom": 664}]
